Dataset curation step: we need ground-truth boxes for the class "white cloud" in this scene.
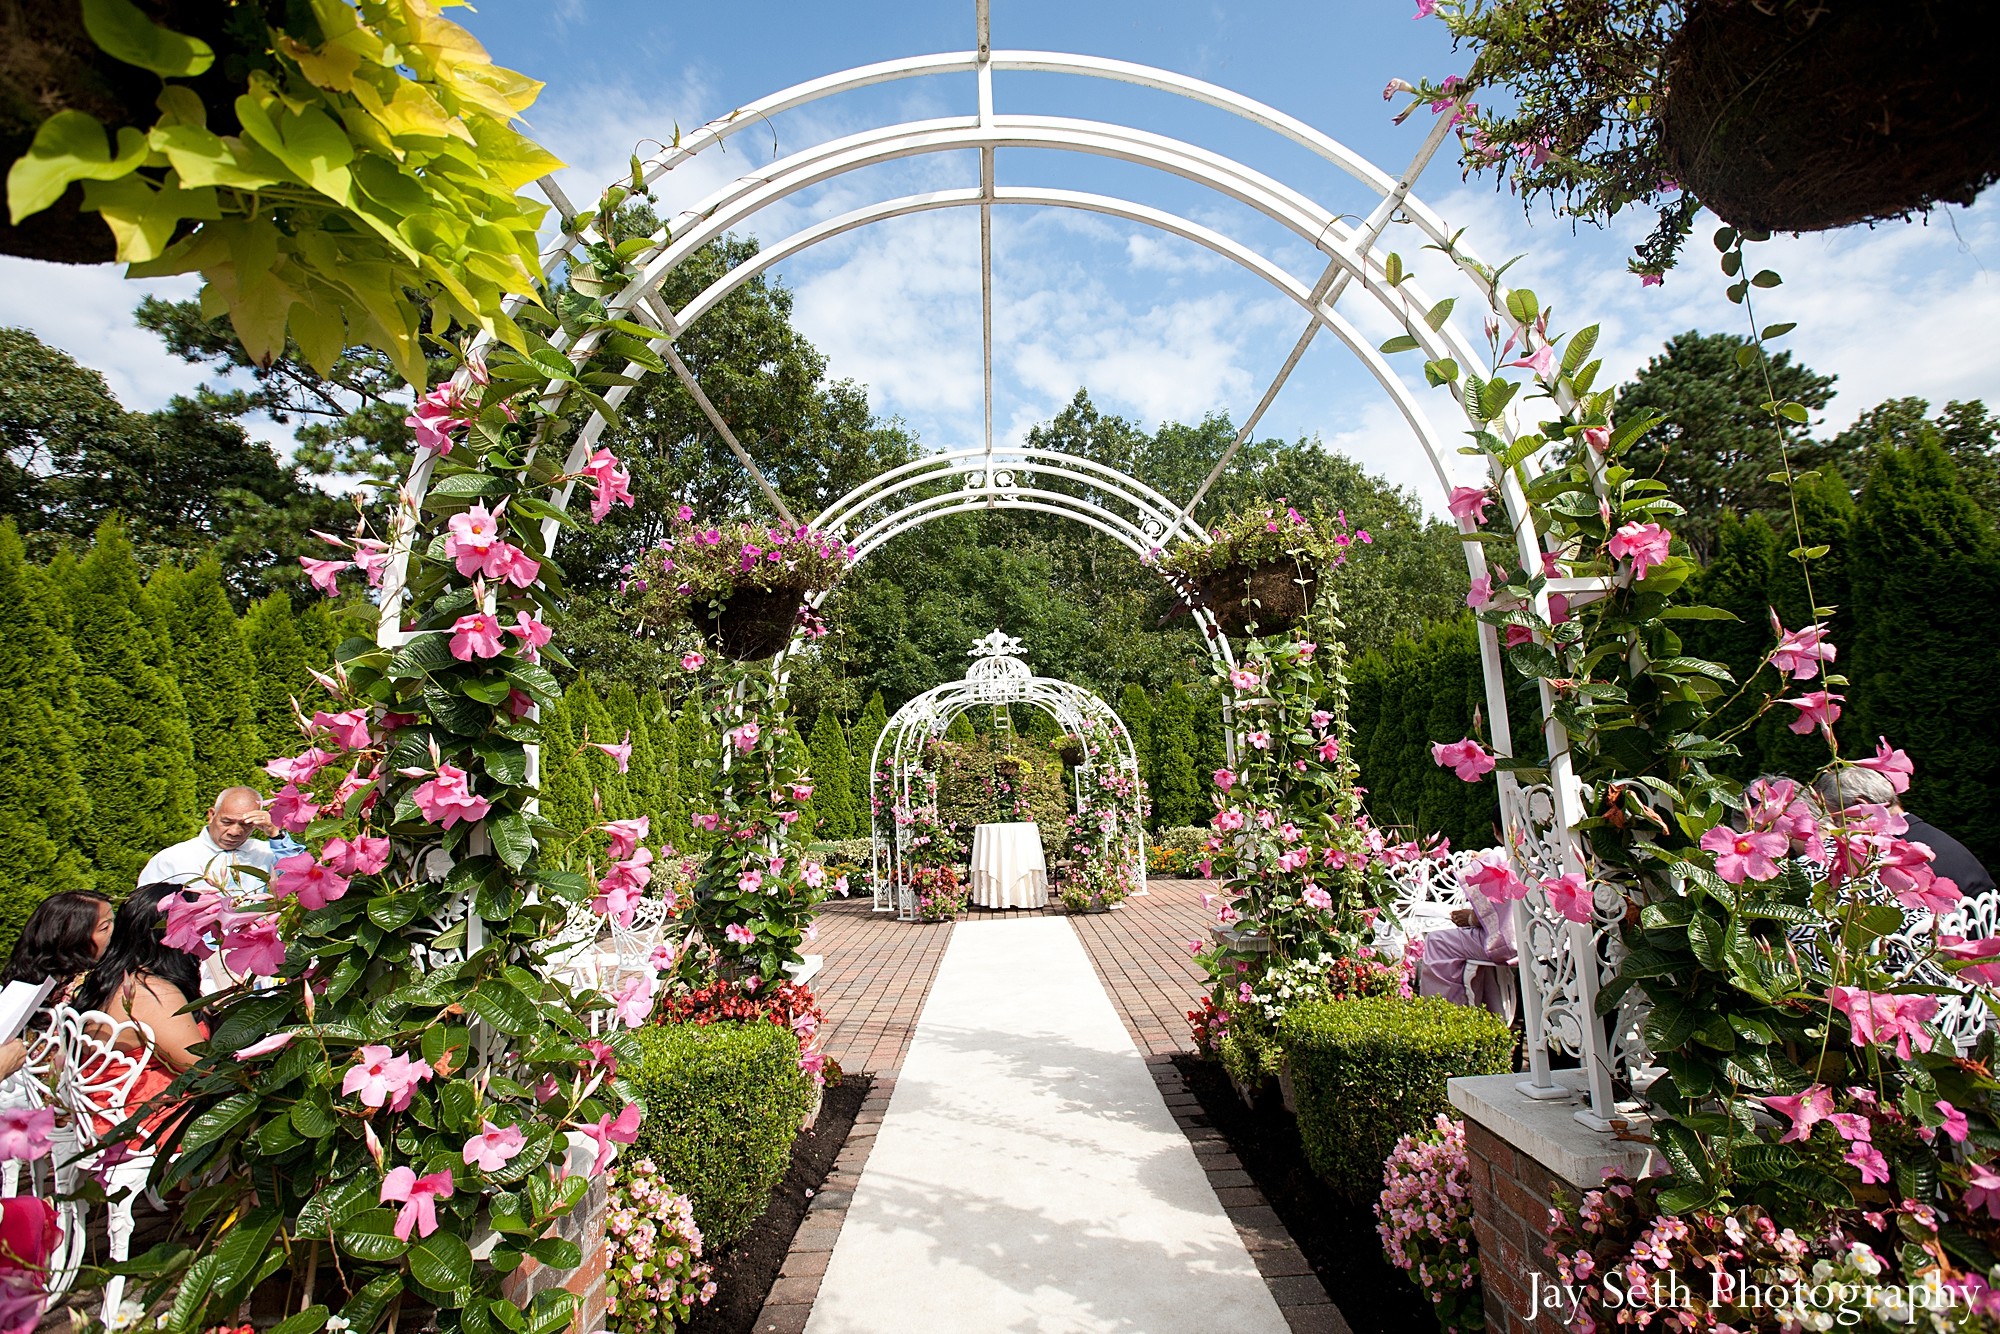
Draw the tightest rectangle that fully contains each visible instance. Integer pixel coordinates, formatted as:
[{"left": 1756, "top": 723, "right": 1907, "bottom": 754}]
[{"left": 0, "top": 257, "right": 202, "bottom": 409}]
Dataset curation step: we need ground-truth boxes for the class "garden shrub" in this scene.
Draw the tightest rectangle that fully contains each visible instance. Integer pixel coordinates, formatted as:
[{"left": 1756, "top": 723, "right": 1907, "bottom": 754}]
[
  {"left": 1279, "top": 995, "right": 1512, "bottom": 1199},
  {"left": 627, "top": 1021, "right": 816, "bottom": 1249}
]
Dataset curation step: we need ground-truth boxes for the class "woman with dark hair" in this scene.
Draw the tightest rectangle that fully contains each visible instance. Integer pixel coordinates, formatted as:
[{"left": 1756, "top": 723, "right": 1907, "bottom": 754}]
[
  {"left": 74, "top": 884, "right": 209, "bottom": 1141},
  {"left": 1, "top": 891, "right": 114, "bottom": 1001}
]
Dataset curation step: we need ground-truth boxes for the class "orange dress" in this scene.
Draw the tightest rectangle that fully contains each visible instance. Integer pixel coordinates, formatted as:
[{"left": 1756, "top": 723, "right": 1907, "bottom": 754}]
[{"left": 85, "top": 980, "right": 207, "bottom": 1145}]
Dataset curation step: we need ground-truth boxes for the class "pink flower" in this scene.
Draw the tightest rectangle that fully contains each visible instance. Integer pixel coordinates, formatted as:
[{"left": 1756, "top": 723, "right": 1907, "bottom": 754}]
[
  {"left": 1316, "top": 735, "right": 1339, "bottom": 761},
  {"left": 1698, "top": 825, "right": 1788, "bottom": 884},
  {"left": 1447, "top": 486, "right": 1492, "bottom": 526},
  {"left": 412, "top": 763, "right": 491, "bottom": 828},
  {"left": 1430, "top": 738, "right": 1496, "bottom": 783},
  {"left": 1247, "top": 730, "right": 1271, "bottom": 750},
  {"left": 611, "top": 972, "right": 656, "bottom": 1029},
  {"left": 1227, "top": 668, "right": 1261, "bottom": 691},
  {"left": 1506, "top": 345, "right": 1556, "bottom": 380},
  {"left": 266, "top": 784, "right": 319, "bottom": 834},
  {"left": 353, "top": 539, "right": 391, "bottom": 589},
  {"left": 405, "top": 381, "right": 472, "bottom": 454},
  {"left": 601, "top": 816, "right": 650, "bottom": 861},
  {"left": 729, "top": 722, "right": 760, "bottom": 755},
  {"left": 219, "top": 911, "right": 286, "bottom": 976},
  {"left": 1301, "top": 886, "right": 1333, "bottom": 911},
  {"left": 1852, "top": 738, "right": 1914, "bottom": 795},
  {"left": 445, "top": 504, "right": 503, "bottom": 575},
  {"left": 463, "top": 1122, "right": 526, "bottom": 1172},
  {"left": 298, "top": 557, "right": 351, "bottom": 597},
  {"left": 1464, "top": 849, "right": 1527, "bottom": 904},
  {"left": 1581, "top": 424, "right": 1611, "bottom": 453},
  {"left": 0, "top": 1109, "right": 54, "bottom": 1163},
  {"left": 580, "top": 449, "right": 636, "bottom": 523},
  {"left": 1845, "top": 1142, "right": 1891, "bottom": 1185},
  {"left": 161, "top": 889, "right": 226, "bottom": 956},
  {"left": 1640, "top": 273, "right": 1663, "bottom": 287},
  {"left": 1939, "top": 935, "right": 2000, "bottom": 986},
  {"left": 322, "top": 835, "right": 392, "bottom": 877},
  {"left": 1413, "top": 0, "right": 1435, "bottom": 16},
  {"left": 681, "top": 651, "right": 706, "bottom": 672},
  {"left": 272, "top": 853, "right": 352, "bottom": 911},
  {"left": 1779, "top": 689, "right": 1843, "bottom": 736},
  {"left": 1762, "top": 1085, "right": 1834, "bottom": 1143},
  {"left": 1465, "top": 574, "right": 1493, "bottom": 609},
  {"left": 266, "top": 746, "right": 336, "bottom": 785},
  {"left": 724, "top": 923, "right": 756, "bottom": 946},
  {"left": 1607, "top": 522, "right": 1672, "bottom": 579},
  {"left": 1213, "top": 809, "right": 1244, "bottom": 832},
  {"left": 1744, "top": 777, "right": 1824, "bottom": 859},
  {"left": 1965, "top": 1162, "right": 2000, "bottom": 1219},
  {"left": 311, "top": 708, "right": 375, "bottom": 750},
  {"left": 1938, "top": 1100, "right": 1971, "bottom": 1144},
  {"left": 1539, "top": 873, "right": 1594, "bottom": 925},
  {"left": 449, "top": 612, "right": 506, "bottom": 662},
  {"left": 1768, "top": 615, "right": 1836, "bottom": 679},
  {"left": 591, "top": 732, "right": 633, "bottom": 774},
  {"left": 506, "top": 612, "right": 551, "bottom": 660},
  {"left": 574, "top": 1105, "right": 644, "bottom": 1175},
  {"left": 737, "top": 869, "right": 764, "bottom": 894},
  {"left": 380, "top": 1166, "right": 454, "bottom": 1241},
  {"left": 343, "top": 1044, "right": 434, "bottom": 1111},
  {"left": 1826, "top": 986, "right": 1938, "bottom": 1061},
  {"left": 233, "top": 1032, "right": 296, "bottom": 1061}
]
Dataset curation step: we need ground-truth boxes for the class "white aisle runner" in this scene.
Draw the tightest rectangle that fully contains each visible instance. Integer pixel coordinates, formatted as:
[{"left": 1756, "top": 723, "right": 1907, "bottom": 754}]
[{"left": 805, "top": 917, "right": 1288, "bottom": 1333}]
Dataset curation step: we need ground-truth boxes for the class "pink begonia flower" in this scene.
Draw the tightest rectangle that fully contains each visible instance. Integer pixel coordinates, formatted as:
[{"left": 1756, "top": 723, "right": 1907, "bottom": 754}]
[
  {"left": 322, "top": 835, "right": 392, "bottom": 877},
  {"left": 312, "top": 708, "right": 375, "bottom": 750},
  {"left": 613, "top": 974, "right": 656, "bottom": 1028},
  {"left": 1768, "top": 615, "right": 1836, "bottom": 680},
  {"left": 1937, "top": 1101, "right": 1970, "bottom": 1143},
  {"left": 1762, "top": 1085, "right": 1834, "bottom": 1143},
  {"left": 680, "top": 651, "right": 705, "bottom": 671},
  {"left": 380, "top": 1166, "right": 454, "bottom": 1241},
  {"left": 219, "top": 911, "right": 286, "bottom": 977},
  {"left": 161, "top": 889, "right": 226, "bottom": 957},
  {"left": 1607, "top": 522, "right": 1673, "bottom": 579},
  {"left": 1939, "top": 935, "right": 2000, "bottom": 986},
  {"left": 298, "top": 557, "right": 351, "bottom": 596},
  {"left": 1447, "top": 486, "right": 1492, "bottom": 526},
  {"left": 581, "top": 449, "right": 636, "bottom": 524},
  {"left": 266, "top": 784, "right": 319, "bottom": 834},
  {"left": 352, "top": 539, "right": 391, "bottom": 589},
  {"left": 266, "top": 746, "right": 336, "bottom": 785},
  {"left": 601, "top": 816, "right": 650, "bottom": 862},
  {"left": 1227, "top": 668, "right": 1261, "bottom": 692},
  {"left": 729, "top": 722, "right": 761, "bottom": 755},
  {"left": 1431, "top": 738, "right": 1496, "bottom": 783},
  {"left": 1540, "top": 873, "right": 1594, "bottom": 925},
  {"left": 590, "top": 732, "right": 632, "bottom": 774},
  {"left": 1845, "top": 1142, "right": 1891, "bottom": 1185},
  {"left": 1826, "top": 986, "right": 1939, "bottom": 1061},
  {"left": 0, "top": 1109, "right": 54, "bottom": 1162},
  {"left": 725, "top": 923, "right": 756, "bottom": 946},
  {"left": 1301, "top": 886, "right": 1333, "bottom": 911},
  {"left": 233, "top": 1032, "right": 296, "bottom": 1061},
  {"left": 1464, "top": 849, "right": 1528, "bottom": 903},
  {"left": 463, "top": 1122, "right": 526, "bottom": 1172},
  {"left": 506, "top": 612, "right": 551, "bottom": 660},
  {"left": 1852, "top": 737, "right": 1915, "bottom": 795},
  {"left": 412, "top": 763, "right": 491, "bottom": 828},
  {"left": 1698, "top": 825, "right": 1789, "bottom": 885},
  {"left": 272, "top": 853, "right": 352, "bottom": 911},
  {"left": 449, "top": 612, "right": 506, "bottom": 662},
  {"left": 1780, "top": 689, "right": 1844, "bottom": 736},
  {"left": 1213, "top": 769, "right": 1235, "bottom": 792},
  {"left": 343, "top": 1045, "right": 434, "bottom": 1111},
  {"left": 1465, "top": 574, "right": 1493, "bottom": 609},
  {"left": 1965, "top": 1162, "right": 2000, "bottom": 1219}
]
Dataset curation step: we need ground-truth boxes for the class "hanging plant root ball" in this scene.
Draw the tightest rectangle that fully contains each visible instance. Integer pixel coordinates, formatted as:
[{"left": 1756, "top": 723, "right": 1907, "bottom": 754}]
[{"left": 1658, "top": 0, "right": 2000, "bottom": 234}]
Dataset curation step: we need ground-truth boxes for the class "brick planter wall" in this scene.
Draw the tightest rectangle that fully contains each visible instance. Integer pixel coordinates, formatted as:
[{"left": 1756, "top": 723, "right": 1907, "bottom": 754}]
[{"left": 499, "top": 1173, "right": 610, "bottom": 1334}]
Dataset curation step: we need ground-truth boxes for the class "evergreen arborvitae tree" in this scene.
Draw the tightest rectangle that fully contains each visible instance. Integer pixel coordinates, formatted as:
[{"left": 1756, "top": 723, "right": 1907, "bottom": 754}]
[
  {"left": 1151, "top": 683, "right": 1201, "bottom": 828},
  {"left": 150, "top": 556, "right": 262, "bottom": 795},
  {"left": 644, "top": 690, "right": 688, "bottom": 849},
  {"left": 673, "top": 702, "right": 714, "bottom": 848},
  {"left": 850, "top": 690, "right": 889, "bottom": 813},
  {"left": 808, "top": 710, "right": 859, "bottom": 839},
  {"left": 1348, "top": 618, "right": 1500, "bottom": 849},
  {"left": 945, "top": 711, "right": 976, "bottom": 745},
  {"left": 603, "top": 682, "right": 662, "bottom": 815},
  {"left": 0, "top": 523, "right": 93, "bottom": 944},
  {"left": 66, "top": 518, "right": 198, "bottom": 886},
  {"left": 1118, "top": 683, "right": 1155, "bottom": 791},
  {"left": 241, "top": 592, "right": 311, "bottom": 769},
  {"left": 1848, "top": 437, "right": 2000, "bottom": 864},
  {"left": 567, "top": 676, "right": 633, "bottom": 821},
  {"left": 537, "top": 687, "right": 593, "bottom": 865}
]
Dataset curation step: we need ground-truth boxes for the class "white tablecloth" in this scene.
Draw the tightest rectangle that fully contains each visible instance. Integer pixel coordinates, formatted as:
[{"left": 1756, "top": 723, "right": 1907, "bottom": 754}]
[{"left": 968, "top": 822, "right": 1048, "bottom": 909}]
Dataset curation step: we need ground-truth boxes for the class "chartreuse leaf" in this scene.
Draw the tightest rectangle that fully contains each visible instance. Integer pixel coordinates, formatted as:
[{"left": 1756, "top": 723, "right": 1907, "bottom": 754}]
[
  {"left": 7, "top": 112, "right": 148, "bottom": 222},
  {"left": 82, "top": 0, "right": 215, "bottom": 77}
]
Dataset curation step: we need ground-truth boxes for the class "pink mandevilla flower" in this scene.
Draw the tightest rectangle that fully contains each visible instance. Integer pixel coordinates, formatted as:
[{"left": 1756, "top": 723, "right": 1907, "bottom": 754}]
[
  {"left": 1446, "top": 486, "right": 1492, "bottom": 526},
  {"left": 1430, "top": 738, "right": 1495, "bottom": 783},
  {"left": 1851, "top": 737, "right": 1914, "bottom": 794},
  {"left": 449, "top": 612, "right": 506, "bottom": 662},
  {"left": 297, "top": 557, "right": 350, "bottom": 597},
  {"left": 412, "top": 763, "right": 491, "bottom": 828},
  {"left": 1779, "top": 689, "right": 1843, "bottom": 736},
  {"left": 591, "top": 732, "right": 633, "bottom": 774},
  {"left": 601, "top": 816, "right": 650, "bottom": 862},
  {"left": 1698, "top": 825, "right": 1788, "bottom": 884},
  {"left": 1464, "top": 849, "right": 1527, "bottom": 904},
  {"left": 380, "top": 1166, "right": 454, "bottom": 1241},
  {"left": 272, "top": 853, "right": 352, "bottom": 910},
  {"left": 1768, "top": 613, "right": 1836, "bottom": 679},
  {"left": 1761, "top": 1085, "right": 1834, "bottom": 1143},
  {"left": 1826, "top": 986, "right": 1939, "bottom": 1061},
  {"left": 463, "top": 1122, "right": 526, "bottom": 1172},
  {"left": 1539, "top": 873, "right": 1594, "bottom": 925},
  {"left": 219, "top": 911, "right": 286, "bottom": 976},
  {"left": 0, "top": 1109, "right": 54, "bottom": 1163},
  {"left": 581, "top": 449, "right": 637, "bottom": 523},
  {"left": 1606, "top": 522, "right": 1673, "bottom": 579}
]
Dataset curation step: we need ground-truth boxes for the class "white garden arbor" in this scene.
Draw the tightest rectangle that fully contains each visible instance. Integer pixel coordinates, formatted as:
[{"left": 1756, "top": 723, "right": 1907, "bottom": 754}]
[
  {"left": 377, "top": 2, "right": 1643, "bottom": 1127},
  {"left": 868, "top": 630, "right": 1148, "bottom": 919}
]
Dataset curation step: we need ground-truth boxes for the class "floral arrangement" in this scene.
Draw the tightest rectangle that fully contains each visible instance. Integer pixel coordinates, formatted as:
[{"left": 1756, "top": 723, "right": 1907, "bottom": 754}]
[
  {"left": 1200, "top": 944, "right": 1411, "bottom": 1085},
  {"left": 1058, "top": 855, "right": 1133, "bottom": 913},
  {"left": 910, "top": 865, "right": 967, "bottom": 923},
  {"left": 622, "top": 512, "right": 853, "bottom": 629},
  {"left": 899, "top": 799, "right": 964, "bottom": 871},
  {"left": 1150, "top": 501, "right": 1371, "bottom": 580},
  {"left": 605, "top": 1156, "right": 714, "bottom": 1334},
  {"left": 1377, "top": 1115, "right": 1483, "bottom": 1334}
]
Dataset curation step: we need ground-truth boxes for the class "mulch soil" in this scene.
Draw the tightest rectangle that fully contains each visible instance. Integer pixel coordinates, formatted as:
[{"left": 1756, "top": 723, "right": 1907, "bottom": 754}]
[
  {"left": 1173, "top": 1055, "right": 1436, "bottom": 1334},
  {"left": 683, "top": 1072, "right": 872, "bottom": 1334}
]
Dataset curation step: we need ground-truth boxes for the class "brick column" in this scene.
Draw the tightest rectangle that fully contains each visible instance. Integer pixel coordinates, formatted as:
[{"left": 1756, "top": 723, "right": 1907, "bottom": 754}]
[{"left": 499, "top": 1173, "right": 611, "bottom": 1334}]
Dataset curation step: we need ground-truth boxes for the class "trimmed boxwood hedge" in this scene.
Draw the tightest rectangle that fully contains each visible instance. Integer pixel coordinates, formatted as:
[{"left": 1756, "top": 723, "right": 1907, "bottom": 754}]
[
  {"left": 1278, "top": 995, "right": 1513, "bottom": 1199},
  {"left": 627, "top": 1021, "right": 816, "bottom": 1248}
]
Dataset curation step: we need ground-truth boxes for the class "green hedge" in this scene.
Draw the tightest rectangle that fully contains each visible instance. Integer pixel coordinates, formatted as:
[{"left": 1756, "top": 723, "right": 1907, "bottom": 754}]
[
  {"left": 627, "top": 1021, "right": 815, "bottom": 1249},
  {"left": 1278, "top": 996, "right": 1512, "bottom": 1199}
]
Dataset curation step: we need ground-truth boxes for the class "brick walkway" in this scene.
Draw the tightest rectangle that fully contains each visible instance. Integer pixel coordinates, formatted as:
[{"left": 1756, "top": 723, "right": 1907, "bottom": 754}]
[{"left": 811, "top": 879, "right": 1217, "bottom": 1076}]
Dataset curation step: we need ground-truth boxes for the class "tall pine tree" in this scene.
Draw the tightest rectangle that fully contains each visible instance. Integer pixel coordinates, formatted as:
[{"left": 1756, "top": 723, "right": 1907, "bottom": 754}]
[
  {"left": 0, "top": 523, "right": 92, "bottom": 945},
  {"left": 808, "top": 710, "right": 859, "bottom": 839},
  {"left": 149, "top": 556, "right": 262, "bottom": 794},
  {"left": 1848, "top": 438, "right": 2000, "bottom": 864},
  {"left": 1151, "top": 683, "right": 1202, "bottom": 828},
  {"left": 850, "top": 690, "right": 889, "bottom": 814},
  {"left": 66, "top": 518, "right": 197, "bottom": 886}
]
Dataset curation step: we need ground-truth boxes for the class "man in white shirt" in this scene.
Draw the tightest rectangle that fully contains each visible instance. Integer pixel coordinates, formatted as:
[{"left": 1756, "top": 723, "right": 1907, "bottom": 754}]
[{"left": 137, "top": 786, "right": 285, "bottom": 900}]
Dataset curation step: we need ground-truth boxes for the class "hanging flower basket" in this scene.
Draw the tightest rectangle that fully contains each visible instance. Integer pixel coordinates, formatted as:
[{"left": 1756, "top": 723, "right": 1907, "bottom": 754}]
[
  {"left": 623, "top": 513, "right": 853, "bottom": 662},
  {"left": 1151, "top": 501, "right": 1369, "bottom": 638},
  {"left": 1657, "top": 0, "right": 2000, "bottom": 232},
  {"left": 1055, "top": 736, "right": 1085, "bottom": 767}
]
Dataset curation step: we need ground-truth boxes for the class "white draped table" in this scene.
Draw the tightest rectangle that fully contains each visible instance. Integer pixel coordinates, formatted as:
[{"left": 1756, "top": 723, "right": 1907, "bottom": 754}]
[{"left": 967, "top": 822, "right": 1048, "bottom": 909}]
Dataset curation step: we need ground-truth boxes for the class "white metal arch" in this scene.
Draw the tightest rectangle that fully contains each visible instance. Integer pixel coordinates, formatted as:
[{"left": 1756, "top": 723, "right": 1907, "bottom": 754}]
[{"left": 867, "top": 634, "right": 1148, "bottom": 919}]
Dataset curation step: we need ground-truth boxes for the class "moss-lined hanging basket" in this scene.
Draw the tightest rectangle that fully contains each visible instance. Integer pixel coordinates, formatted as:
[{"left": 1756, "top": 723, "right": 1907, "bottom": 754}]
[{"left": 1189, "top": 560, "right": 1316, "bottom": 637}]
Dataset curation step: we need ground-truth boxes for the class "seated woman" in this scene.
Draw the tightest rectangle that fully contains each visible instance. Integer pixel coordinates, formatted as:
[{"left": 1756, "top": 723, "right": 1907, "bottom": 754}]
[
  {"left": 72, "top": 884, "right": 209, "bottom": 1145},
  {"left": 0, "top": 890, "right": 116, "bottom": 1092},
  {"left": 1416, "top": 888, "right": 1517, "bottom": 1015}
]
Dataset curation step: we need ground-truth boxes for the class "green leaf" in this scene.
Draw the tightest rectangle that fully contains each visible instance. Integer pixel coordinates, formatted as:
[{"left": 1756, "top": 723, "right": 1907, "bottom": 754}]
[
  {"left": 1504, "top": 288, "right": 1539, "bottom": 325},
  {"left": 526, "top": 1236, "right": 583, "bottom": 1268},
  {"left": 1778, "top": 401, "right": 1810, "bottom": 424},
  {"left": 82, "top": 0, "right": 215, "bottom": 76},
  {"left": 297, "top": 1177, "right": 377, "bottom": 1237},
  {"left": 1750, "top": 269, "right": 1782, "bottom": 288},
  {"left": 1378, "top": 334, "right": 1420, "bottom": 355},
  {"left": 266, "top": 1307, "right": 330, "bottom": 1334},
  {"left": 6, "top": 111, "right": 149, "bottom": 222},
  {"left": 410, "top": 1229, "right": 475, "bottom": 1294},
  {"left": 337, "top": 1274, "right": 402, "bottom": 1334},
  {"left": 467, "top": 979, "right": 540, "bottom": 1036},
  {"left": 1561, "top": 324, "right": 1598, "bottom": 374},
  {"left": 1424, "top": 297, "right": 1455, "bottom": 330},
  {"left": 1422, "top": 358, "right": 1459, "bottom": 386},
  {"left": 367, "top": 894, "right": 424, "bottom": 931},
  {"left": 1382, "top": 252, "right": 1404, "bottom": 286},
  {"left": 178, "top": 1091, "right": 261, "bottom": 1156},
  {"left": 338, "top": 1209, "right": 411, "bottom": 1262},
  {"left": 166, "top": 1253, "right": 220, "bottom": 1334},
  {"left": 1761, "top": 322, "right": 1796, "bottom": 339},
  {"left": 490, "top": 812, "right": 535, "bottom": 870},
  {"left": 1660, "top": 606, "right": 1739, "bottom": 621}
]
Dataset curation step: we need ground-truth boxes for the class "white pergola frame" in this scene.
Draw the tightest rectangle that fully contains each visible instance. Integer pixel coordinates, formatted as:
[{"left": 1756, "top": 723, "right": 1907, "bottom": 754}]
[
  {"left": 375, "top": 2, "right": 1639, "bottom": 1129},
  {"left": 867, "top": 632, "right": 1147, "bottom": 919}
]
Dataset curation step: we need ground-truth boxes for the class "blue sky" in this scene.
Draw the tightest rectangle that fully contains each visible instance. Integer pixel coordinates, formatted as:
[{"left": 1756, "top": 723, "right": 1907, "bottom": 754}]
[{"left": 5, "top": 0, "right": 1996, "bottom": 514}]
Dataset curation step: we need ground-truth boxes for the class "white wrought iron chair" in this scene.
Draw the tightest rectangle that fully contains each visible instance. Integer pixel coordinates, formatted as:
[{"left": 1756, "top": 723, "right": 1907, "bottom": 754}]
[
  {"left": 0, "top": 1009, "right": 63, "bottom": 1199},
  {"left": 47, "top": 1005, "right": 161, "bottom": 1327},
  {"left": 607, "top": 895, "right": 671, "bottom": 978}
]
